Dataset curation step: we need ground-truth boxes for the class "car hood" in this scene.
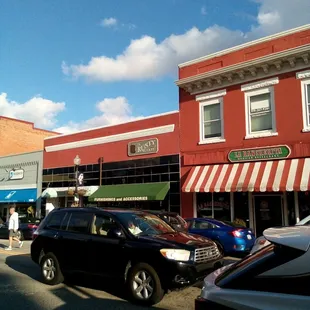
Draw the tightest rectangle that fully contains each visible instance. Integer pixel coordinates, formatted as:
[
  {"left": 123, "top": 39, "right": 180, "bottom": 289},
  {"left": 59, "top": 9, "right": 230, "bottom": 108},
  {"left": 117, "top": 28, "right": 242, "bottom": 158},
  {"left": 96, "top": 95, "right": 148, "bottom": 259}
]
[{"left": 138, "top": 231, "right": 215, "bottom": 248}]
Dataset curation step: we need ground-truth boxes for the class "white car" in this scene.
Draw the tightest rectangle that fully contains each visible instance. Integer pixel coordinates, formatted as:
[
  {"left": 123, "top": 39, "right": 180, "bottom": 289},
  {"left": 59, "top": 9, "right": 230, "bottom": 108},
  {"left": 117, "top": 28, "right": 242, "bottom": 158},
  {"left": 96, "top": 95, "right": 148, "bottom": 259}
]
[
  {"left": 250, "top": 214, "right": 310, "bottom": 254},
  {"left": 195, "top": 225, "right": 310, "bottom": 310}
]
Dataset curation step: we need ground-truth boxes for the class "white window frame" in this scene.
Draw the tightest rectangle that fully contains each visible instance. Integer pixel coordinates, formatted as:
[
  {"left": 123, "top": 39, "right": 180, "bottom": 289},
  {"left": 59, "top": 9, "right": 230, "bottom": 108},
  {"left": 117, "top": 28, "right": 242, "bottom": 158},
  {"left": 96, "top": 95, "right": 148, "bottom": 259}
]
[
  {"left": 198, "top": 90, "right": 226, "bottom": 145},
  {"left": 296, "top": 70, "right": 310, "bottom": 132},
  {"left": 242, "top": 78, "right": 278, "bottom": 139}
]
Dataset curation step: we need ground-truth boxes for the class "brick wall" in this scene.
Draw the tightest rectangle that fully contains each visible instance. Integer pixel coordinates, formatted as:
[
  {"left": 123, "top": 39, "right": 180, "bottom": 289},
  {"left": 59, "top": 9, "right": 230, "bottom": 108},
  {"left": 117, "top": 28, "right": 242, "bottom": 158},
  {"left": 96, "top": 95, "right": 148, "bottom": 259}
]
[{"left": 0, "top": 117, "right": 59, "bottom": 156}]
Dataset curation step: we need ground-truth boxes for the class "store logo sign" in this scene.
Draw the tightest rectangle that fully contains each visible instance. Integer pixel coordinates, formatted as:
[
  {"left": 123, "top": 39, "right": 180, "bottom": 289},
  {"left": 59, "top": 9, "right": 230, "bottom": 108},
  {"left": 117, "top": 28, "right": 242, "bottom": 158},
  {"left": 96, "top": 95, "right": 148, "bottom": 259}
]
[
  {"left": 9, "top": 169, "right": 24, "bottom": 180},
  {"left": 5, "top": 191, "right": 16, "bottom": 199},
  {"left": 128, "top": 138, "right": 158, "bottom": 157},
  {"left": 228, "top": 145, "right": 291, "bottom": 162}
]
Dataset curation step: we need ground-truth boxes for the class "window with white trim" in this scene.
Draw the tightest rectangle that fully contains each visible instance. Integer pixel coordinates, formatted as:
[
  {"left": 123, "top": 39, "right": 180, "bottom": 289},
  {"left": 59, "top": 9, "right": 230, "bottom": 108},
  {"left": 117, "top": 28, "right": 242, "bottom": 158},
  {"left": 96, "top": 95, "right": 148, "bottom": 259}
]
[
  {"left": 200, "top": 97, "right": 224, "bottom": 143},
  {"left": 300, "top": 78, "right": 310, "bottom": 131},
  {"left": 244, "top": 87, "right": 277, "bottom": 138}
]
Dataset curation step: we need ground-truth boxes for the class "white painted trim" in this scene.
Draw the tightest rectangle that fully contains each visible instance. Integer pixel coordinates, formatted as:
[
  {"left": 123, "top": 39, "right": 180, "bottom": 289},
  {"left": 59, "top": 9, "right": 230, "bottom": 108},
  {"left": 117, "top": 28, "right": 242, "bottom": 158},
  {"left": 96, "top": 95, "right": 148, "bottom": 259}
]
[
  {"left": 248, "top": 192, "right": 255, "bottom": 234},
  {"left": 193, "top": 192, "right": 197, "bottom": 218},
  {"left": 296, "top": 69, "right": 310, "bottom": 80},
  {"left": 294, "top": 191, "right": 300, "bottom": 223},
  {"left": 299, "top": 78, "right": 310, "bottom": 131},
  {"left": 199, "top": 97, "right": 225, "bottom": 144},
  {"left": 45, "top": 110, "right": 179, "bottom": 141},
  {"left": 241, "top": 77, "right": 279, "bottom": 92},
  {"left": 0, "top": 184, "right": 37, "bottom": 190},
  {"left": 196, "top": 89, "right": 227, "bottom": 101},
  {"left": 283, "top": 192, "right": 289, "bottom": 226},
  {"left": 45, "top": 124, "right": 175, "bottom": 152},
  {"left": 244, "top": 86, "right": 277, "bottom": 139},
  {"left": 178, "top": 24, "right": 310, "bottom": 68},
  {"left": 230, "top": 192, "right": 234, "bottom": 222}
]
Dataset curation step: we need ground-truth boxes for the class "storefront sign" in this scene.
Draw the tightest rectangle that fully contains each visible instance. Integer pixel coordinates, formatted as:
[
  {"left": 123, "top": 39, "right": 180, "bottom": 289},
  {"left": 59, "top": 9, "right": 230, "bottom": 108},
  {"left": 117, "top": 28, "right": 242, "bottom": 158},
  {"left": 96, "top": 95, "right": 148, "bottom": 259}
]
[
  {"left": 128, "top": 138, "right": 158, "bottom": 157},
  {"left": 9, "top": 169, "right": 24, "bottom": 180},
  {"left": 228, "top": 145, "right": 291, "bottom": 162},
  {"left": 95, "top": 196, "right": 148, "bottom": 202}
]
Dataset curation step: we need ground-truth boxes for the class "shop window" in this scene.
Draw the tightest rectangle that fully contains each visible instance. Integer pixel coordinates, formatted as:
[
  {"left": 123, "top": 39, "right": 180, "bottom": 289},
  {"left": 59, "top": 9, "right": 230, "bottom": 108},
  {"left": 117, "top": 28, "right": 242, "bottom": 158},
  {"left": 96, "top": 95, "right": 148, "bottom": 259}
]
[
  {"left": 170, "top": 181, "right": 180, "bottom": 193},
  {"left": 199, "top": 98, "right": 225, "bottom": 144},
  {"left": 169, "top": 173, "right": 179, "bottom": 182},
  {"left": 196, "top": 192, "right": 231, "bottom": 221},
  {"left": 233, "top": 192, "right": 250, "bottom": 228},
  {"left": 243, "top": 79, "right": 278, "bottom": 139},
  {"left": 169, "top": 164, "right": 180, "bottom": 173},
  {"left": 298, "top": 192, "right": 310, "bottom": 220},
  {"left": 286, "top": 192, "right": 296, "bottom": 225}
]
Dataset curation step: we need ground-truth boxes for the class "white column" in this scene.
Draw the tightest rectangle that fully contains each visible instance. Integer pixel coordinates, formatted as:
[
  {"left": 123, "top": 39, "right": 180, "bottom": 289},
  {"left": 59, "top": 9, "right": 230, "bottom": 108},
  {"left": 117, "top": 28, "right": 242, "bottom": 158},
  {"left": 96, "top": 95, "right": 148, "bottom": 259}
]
[
  {"left": 283, "top": 192, "right": 289, "bottom": 226},
  {"left": 248, "top": 192, "right": 255, "bottom": 232},
  {"left": 65, "top": 195, "right": 68, "bottom": 208},
  {"left": 294, "top": 191, "right": 300, "bottom": 223},
  {"left": 230, "top": 192, "right": 234, "bottom": 222},
  {"left": 193, "top": 193, "right": 197, "bottom": 218}
]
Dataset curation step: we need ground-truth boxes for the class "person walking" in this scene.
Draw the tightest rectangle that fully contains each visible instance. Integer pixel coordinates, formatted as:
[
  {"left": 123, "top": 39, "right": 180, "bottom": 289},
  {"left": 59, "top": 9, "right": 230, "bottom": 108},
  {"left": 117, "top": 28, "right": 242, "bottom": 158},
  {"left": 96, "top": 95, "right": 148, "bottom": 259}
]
[{"left": 5, "top": 206, "right": 23, "bottom": 251}]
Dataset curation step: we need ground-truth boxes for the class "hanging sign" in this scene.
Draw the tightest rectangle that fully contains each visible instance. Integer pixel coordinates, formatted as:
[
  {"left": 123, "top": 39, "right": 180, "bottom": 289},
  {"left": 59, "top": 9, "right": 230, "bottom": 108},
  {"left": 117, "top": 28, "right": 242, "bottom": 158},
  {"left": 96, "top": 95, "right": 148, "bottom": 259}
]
[
  {"left": 9, "top": 169, "right": 24, "bottom": 180},
  {"left": 228, "top": 145, "right": 291, "bottom": 162}
]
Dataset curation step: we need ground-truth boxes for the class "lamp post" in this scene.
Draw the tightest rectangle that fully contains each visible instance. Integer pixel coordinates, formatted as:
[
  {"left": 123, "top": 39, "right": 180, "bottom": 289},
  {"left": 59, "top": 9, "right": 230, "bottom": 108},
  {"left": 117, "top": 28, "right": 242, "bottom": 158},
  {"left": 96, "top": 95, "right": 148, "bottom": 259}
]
[{"left": 73, "top": 155, "right": 82, "bottom": 207}]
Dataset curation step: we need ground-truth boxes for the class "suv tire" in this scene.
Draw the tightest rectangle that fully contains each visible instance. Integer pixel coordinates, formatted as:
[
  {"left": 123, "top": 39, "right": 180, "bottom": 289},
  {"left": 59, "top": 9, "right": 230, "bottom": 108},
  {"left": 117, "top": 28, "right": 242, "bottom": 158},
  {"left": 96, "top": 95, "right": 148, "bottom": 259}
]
[
  {"left": 127, "top": 262, "right": 164, "bottom": 306},
  {"left": 40, "top": 252, "right": 64, "bottom": 285}
]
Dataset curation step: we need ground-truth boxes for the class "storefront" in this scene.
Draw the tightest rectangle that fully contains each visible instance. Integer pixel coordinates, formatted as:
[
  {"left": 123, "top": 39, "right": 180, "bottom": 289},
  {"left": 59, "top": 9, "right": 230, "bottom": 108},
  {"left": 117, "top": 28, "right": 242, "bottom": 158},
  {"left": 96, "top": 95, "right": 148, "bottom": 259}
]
[
  {"left": 0, "top": 151, "right": 43, "bottom": 220},
  {"left": 42, "top": 112, "right": 180, "bottom": 215},
  {"left": 176, "top": 25, "right": 310, "bottom": 235}
]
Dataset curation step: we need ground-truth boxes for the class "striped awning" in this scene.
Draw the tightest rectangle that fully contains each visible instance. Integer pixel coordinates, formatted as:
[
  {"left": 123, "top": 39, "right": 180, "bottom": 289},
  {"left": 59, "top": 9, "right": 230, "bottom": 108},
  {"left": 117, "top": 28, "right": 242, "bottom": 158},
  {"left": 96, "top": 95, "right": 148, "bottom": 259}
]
[{"left": 182, "top": 158, "right": 310, "bottom": 193}]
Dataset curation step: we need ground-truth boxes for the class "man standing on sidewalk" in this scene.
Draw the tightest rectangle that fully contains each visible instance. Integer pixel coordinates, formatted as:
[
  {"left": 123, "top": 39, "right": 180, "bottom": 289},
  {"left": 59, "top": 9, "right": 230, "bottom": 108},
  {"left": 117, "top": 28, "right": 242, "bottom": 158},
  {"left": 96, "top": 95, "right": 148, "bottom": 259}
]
[{"left": 5, "top": 206, "right": 23, "bottom": 251}]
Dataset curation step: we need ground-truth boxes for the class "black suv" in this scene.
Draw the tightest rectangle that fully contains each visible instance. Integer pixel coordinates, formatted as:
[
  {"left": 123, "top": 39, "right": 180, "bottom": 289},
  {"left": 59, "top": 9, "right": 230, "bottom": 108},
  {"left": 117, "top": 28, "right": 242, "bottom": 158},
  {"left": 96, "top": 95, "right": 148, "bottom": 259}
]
[{"left": 31, "top": 208, "right": 223, "bottom": 305}]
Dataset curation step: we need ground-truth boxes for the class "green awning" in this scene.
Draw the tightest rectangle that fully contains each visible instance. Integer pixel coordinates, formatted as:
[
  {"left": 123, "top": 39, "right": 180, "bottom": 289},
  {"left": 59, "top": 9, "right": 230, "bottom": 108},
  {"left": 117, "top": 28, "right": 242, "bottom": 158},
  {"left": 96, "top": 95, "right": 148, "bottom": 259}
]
[{"left": 89, "top": 182, "right": 170, "bottom": 202}]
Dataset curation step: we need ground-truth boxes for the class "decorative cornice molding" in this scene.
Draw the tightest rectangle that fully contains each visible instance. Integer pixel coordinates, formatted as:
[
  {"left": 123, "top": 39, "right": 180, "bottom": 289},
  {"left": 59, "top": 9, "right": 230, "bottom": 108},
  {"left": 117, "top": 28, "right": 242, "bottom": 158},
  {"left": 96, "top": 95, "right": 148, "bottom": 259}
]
[
  {"left": 241, "top": 77, "right": 279, "bottom": 92},
  {"left": 196, "top": 89, "right": 227, "bottom": 102},
  {"left": 296, "top": 69, "right": 310, "bottom": 79},
  {"left": 45, "top": 124, "right": 175, "bottom": 152},
  {"left": 176, "top": 45, "right": 310, "bottom": 95}
]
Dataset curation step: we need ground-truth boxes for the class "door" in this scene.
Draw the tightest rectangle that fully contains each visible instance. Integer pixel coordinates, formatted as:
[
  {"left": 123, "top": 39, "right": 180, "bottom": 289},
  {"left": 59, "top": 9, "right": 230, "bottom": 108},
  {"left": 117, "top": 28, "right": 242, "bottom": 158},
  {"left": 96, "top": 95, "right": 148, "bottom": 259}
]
[
  {"left": 87, "top": 213, "right": 127, "bottom": 278},
  {"left": 254, "top": 196, "right": 283, "bottom": 237}
]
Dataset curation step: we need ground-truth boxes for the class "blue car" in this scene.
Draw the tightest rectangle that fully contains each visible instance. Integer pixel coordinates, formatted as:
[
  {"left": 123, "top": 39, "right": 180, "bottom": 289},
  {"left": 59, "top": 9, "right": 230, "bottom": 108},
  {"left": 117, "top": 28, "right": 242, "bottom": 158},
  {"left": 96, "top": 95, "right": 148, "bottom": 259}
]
[{"left": 186, "top": 218, "right": 255, "bottom": 255}]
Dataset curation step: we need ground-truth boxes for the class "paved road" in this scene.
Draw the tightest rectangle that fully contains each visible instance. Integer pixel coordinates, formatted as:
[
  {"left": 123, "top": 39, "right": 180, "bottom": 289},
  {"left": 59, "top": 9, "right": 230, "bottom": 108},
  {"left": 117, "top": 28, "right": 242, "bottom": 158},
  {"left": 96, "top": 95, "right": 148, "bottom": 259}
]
[{"left": 0, "top": 240, "right": 239, "bottom": 310}]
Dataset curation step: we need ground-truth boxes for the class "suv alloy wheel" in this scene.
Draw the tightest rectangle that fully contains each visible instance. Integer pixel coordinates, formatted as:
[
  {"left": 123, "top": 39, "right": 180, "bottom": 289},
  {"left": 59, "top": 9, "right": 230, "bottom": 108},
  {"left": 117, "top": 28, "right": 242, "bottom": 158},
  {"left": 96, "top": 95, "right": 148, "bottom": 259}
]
[
  {"left": 40, "top": 252, "right": 64, "bottom": 285},
  {"left": 127, "top": 262, "right": 164, "bottom": 306}
]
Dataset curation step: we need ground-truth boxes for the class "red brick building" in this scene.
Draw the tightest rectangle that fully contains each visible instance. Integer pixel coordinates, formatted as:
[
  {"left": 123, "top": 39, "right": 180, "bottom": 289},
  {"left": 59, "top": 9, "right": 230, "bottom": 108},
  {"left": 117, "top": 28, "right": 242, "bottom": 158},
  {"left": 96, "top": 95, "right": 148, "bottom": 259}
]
[
  {"left": 0, "top": 116, "right": 59, "bottom": 156},
  {"left": 42, "top": 111, "right": 180, "bottom": 216},
  {"left": 176, "top": 24, "right": 310, "bottom": 235}
]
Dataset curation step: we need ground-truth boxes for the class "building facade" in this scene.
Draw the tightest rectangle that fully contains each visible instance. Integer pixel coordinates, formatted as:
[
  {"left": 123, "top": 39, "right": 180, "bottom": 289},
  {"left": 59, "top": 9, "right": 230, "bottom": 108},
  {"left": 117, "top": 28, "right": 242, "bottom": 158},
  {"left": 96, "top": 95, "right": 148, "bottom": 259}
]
[
  {"left": 0, "top": 116, "right": 58, "bottom": 156},
  {"left": 0, "top": 151, "right": 44, "bottom": 221},
  {"left": 176, "top": 24, "right": 310, "bottom": 236},
  {"left": 42, "top": 111, "right": 180, "bottom": 216}
]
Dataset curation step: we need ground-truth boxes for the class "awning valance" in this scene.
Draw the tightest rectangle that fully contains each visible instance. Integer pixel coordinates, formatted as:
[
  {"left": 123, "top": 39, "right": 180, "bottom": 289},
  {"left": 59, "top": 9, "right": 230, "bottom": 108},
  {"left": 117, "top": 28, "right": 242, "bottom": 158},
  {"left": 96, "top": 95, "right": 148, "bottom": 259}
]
[
  {"left": 89, "top": 182, "right": 170, "bottom": 202},
  {"left": 0, "top": 188, "right": 37, "bottom": 203},
  {"left": 183, "top": 158, "right": 310, "bottom": 193},
  {"left": 42, "top": 186, "right": 99, "bottom": 198}
]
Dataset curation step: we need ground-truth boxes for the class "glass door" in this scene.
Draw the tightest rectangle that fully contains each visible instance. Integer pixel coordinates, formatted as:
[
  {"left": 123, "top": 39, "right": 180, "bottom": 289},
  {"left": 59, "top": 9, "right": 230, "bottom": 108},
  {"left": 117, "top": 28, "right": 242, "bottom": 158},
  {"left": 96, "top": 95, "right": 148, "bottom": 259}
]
[{"left": 254, "top": 195, "right": 283, "bottom": 237}]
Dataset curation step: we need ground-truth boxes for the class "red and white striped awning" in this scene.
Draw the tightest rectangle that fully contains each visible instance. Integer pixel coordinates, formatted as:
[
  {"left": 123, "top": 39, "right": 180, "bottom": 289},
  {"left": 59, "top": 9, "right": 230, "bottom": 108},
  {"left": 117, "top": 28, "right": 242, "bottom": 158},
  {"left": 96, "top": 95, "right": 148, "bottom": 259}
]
[{"left": 182, "top": 158, "right": 310, "bottom": 193}]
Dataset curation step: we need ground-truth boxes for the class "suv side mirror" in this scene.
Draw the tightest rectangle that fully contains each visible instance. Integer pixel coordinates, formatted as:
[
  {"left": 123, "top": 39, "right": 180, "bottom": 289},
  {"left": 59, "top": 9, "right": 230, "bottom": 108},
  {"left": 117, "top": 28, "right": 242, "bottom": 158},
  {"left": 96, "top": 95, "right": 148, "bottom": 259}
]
[{"left": 107, "top": 228, "right": 125, "bottom": 239}]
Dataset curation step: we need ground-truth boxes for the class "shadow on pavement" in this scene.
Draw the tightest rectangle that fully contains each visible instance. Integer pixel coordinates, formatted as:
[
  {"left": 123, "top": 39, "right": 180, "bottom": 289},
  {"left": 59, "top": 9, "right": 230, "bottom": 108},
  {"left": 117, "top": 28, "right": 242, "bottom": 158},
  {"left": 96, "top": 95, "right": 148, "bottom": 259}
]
[{"left": 5, "top": 255, "right": 166, "bottom": 309}]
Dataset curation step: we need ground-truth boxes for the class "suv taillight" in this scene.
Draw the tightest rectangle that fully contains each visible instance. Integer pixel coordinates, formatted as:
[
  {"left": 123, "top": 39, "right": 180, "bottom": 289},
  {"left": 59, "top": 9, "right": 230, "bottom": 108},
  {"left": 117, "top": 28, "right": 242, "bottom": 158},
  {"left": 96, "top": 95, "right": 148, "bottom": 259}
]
[
  {"left": 32, "top": 231, "right": 38, "bottom": 240},
  {"left": 28, "top": 224, "right": 38, "bottom": 229},
  {"left": 229, "top": 230, "right": 242, "bottom": 238}
]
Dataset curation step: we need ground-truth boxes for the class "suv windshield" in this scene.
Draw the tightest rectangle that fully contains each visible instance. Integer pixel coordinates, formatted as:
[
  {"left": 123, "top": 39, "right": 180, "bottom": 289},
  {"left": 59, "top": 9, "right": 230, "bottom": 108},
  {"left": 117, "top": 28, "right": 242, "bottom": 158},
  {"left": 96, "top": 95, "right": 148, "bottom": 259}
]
[{"left": 117, "top": 212, "right": 176, "bottom": 236}]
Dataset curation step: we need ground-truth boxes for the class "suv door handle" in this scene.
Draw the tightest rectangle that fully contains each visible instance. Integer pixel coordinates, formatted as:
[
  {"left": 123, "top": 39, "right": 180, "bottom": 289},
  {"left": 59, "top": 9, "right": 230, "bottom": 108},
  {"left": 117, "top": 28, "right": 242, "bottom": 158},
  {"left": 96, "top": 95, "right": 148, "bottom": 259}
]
[{"left": 53, "top": 234, "right": 63, "bottom": 240}]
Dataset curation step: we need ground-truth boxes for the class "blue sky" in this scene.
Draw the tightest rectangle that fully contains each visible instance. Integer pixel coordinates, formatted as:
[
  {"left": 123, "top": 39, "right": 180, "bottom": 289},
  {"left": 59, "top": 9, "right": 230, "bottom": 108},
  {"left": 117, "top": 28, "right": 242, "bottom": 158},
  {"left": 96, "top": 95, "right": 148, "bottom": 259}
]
[{"left": 0, "top": 0, "right": 309, "bottom": 133}]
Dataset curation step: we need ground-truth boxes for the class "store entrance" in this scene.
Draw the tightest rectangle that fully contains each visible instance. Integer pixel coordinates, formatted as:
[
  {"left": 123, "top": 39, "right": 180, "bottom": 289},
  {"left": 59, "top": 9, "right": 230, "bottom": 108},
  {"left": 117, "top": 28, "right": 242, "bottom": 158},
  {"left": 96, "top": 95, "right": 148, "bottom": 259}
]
[{"left": 254, "top": 195, "right": 283, "bottom": 237}]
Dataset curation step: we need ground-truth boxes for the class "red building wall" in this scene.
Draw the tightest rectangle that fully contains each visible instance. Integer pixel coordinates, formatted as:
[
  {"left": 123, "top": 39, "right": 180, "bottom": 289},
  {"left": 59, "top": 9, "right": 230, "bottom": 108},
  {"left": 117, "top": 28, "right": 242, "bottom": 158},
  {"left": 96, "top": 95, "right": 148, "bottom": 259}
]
[{"left": 44, "top": 112, "right": 180, "bottom": 169}]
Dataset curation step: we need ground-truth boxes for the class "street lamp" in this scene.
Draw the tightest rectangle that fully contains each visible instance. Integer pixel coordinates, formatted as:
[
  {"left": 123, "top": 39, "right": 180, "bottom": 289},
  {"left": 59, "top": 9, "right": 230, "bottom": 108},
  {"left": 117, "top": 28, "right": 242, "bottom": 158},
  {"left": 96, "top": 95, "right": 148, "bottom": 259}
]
[{"left": 73, "top": 155, "right": 83, "bottom": 207}]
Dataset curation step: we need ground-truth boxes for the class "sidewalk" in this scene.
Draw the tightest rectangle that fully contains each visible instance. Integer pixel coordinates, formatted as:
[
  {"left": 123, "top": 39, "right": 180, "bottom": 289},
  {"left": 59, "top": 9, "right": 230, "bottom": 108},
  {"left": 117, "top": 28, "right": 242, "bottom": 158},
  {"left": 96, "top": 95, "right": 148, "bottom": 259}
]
[{"left": 0, "top": 239, "right": 31, "bottom": 255}]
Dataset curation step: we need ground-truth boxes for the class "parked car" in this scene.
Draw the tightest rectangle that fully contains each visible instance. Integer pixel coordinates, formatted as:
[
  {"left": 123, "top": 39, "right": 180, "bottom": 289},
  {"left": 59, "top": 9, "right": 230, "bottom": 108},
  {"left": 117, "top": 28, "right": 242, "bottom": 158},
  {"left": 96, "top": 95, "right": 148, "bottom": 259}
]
[
  {"left": 31, "top": 208, "right": 224, "bottom": 306},
  {"left": 250, "top": 214, "right": 310, "bottom": 254},
  {"left": 146, "top": 210, "right": 188, "bottom": 231},
  {"left": 0, "top": 217, "right": 40, "bottom": 240},
  {"left": 186, "top": 218, "right": 255, "bottom": 255},
  {"left": 195, "top": 225, "right": 310, "bottom": 310}
]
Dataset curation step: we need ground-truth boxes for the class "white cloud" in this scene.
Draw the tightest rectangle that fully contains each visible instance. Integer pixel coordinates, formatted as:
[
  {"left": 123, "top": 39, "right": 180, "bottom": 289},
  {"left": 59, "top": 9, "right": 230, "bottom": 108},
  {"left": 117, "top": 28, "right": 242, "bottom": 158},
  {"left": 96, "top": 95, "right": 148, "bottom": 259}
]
[
  {"left": 54, "top": 96, "right": 143, "bottom": 134},
  {"left": 0, "top": 93, "right": 65, "bottom": 129},
  {"left": 100, "top": 17, "right": 118, "bottom": 28},
  {"left": 63, "top": 0, "right": 310, "bottom": 83},
  {"left": 201, "top": 6, "right": 207, "bottom": 15}
]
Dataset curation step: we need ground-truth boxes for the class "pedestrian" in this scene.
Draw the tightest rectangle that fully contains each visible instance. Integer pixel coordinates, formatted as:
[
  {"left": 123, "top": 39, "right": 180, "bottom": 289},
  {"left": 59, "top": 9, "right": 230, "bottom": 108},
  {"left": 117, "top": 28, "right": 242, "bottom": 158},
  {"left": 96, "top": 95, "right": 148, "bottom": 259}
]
[{"left": 5, "top": 206, "right": 23, "bottom": 251}]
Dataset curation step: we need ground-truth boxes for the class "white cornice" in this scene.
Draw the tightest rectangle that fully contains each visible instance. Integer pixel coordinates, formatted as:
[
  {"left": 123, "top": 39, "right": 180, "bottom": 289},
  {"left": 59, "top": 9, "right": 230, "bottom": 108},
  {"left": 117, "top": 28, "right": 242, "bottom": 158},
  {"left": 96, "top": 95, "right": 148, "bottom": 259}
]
[
  {"left": 45, "top": 124, "right": 175, "bottom": 152},
  {"left": 196, "top": 89, "right": 227, "bottom": 101},
  {"left": 45, "top": 110, "right": 179, "bottom": 141},
  {"left": 0, "top": 184, "right": 37, "bottom": 190},
  {"left": 241, "top": 77, "right": 279, "bottom": 92},
  {"left": 296, "top": 69, "right": 310, "bottom": 79},
  {"left": 176, "top": 45, "right": 310, "bottom": 95},
  {"left": 178, "top": 24, "right": 310, "bottom": 68}
]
